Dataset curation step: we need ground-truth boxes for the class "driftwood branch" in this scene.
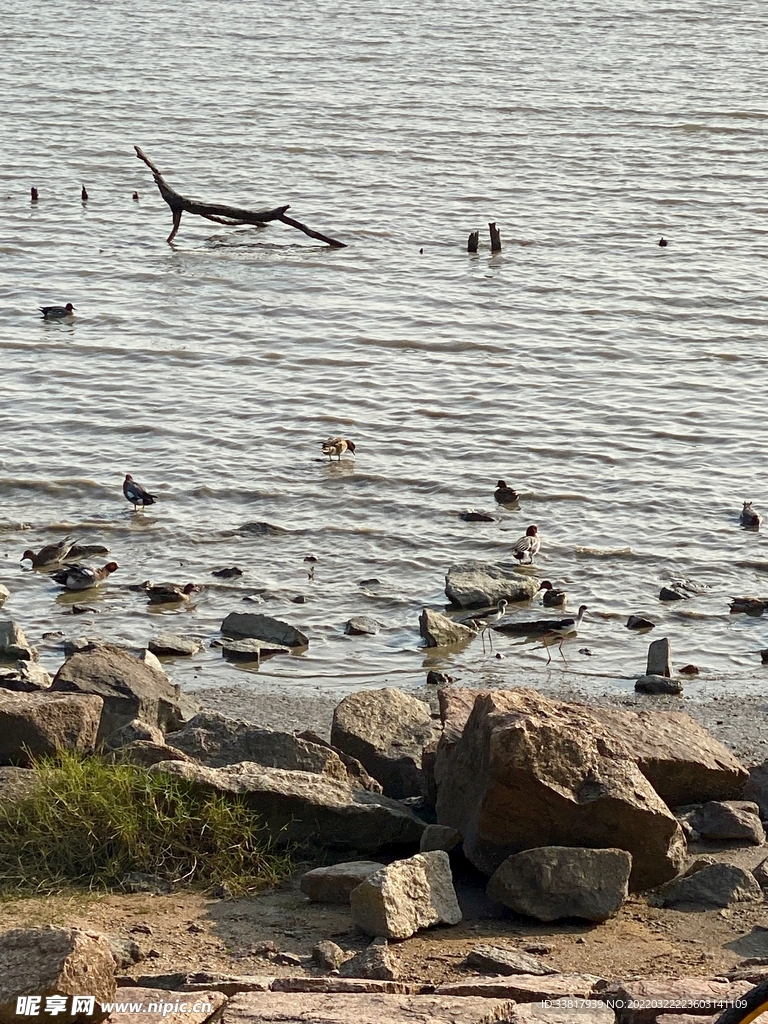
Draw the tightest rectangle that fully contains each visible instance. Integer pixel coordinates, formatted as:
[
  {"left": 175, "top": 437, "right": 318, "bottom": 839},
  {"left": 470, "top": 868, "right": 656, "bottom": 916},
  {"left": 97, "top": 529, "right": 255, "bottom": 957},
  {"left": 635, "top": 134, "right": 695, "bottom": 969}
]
[{"left": 134, "top": 146, "right": 346, "bottom": 248}]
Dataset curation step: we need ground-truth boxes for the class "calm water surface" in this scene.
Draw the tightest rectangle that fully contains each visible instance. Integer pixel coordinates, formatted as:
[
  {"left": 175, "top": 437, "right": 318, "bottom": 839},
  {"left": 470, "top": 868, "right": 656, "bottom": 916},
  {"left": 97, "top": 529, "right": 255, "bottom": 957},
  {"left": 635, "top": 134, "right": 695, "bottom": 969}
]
[{"left": 2, "top": 0, "right": 768, "bottom": 706}]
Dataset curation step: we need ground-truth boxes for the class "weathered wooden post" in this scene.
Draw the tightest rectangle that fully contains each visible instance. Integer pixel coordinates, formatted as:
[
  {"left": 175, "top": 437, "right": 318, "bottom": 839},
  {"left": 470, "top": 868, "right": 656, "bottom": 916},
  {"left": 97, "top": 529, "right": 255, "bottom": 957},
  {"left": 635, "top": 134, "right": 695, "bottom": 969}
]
[
  {"left": 489, "top": 222, "right": 502, "bottom": 253},
  {"left": 467, "top": 231, "right": 479, "bottom": 253}
]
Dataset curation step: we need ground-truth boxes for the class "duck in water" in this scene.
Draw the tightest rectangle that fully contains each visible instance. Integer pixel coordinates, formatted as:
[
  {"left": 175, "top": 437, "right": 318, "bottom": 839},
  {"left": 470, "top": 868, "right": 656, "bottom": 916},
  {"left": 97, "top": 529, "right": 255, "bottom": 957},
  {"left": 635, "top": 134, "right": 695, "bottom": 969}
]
[
  {"left": 21, "top": 537, "right": 78, "bottom": 568},
  {"left": 51, "top": 561, "right": 119, "bottom": 591},
  {"left": 40, "top": 303, "right": 75, "bottom": 319},
  {"left": 494, "top": 480, "right": 519, "bottom": 505},
  {"left": 321, "top": 437, "right": 356, "bottom": 461},
  {"left": 740, "top": 502, "right": 762, "bottom": 528},
  {"left": 512, "top": 525, "right": 540, "bottom": 563},
  {"left": 123, "top": 474, "right": 157, "bottom": 510}
]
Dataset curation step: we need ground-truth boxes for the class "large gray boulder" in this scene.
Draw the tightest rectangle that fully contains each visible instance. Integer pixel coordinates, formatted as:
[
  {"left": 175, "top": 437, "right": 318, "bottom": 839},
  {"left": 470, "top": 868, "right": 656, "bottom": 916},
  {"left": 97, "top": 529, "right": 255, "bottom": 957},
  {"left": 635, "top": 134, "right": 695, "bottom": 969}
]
[
  {"left": 0, "top": 927, "right": 116, "bottom": 1023},
  {"left": 0, "top": 691, "right": 103, "bottom": 767},
  {"left": 419, "top": 608, "right": 476, "bottom": 648},
  {"left": 331, "top": 688, "right": 439, "bottom": 799},
  {"left": 661, "top": 863, "right": 763, "bottom": 909},
  {"left": 50, "top": 645, "right": 193, "bottom": 743},
  {"left": 149, "top": 760, "right": 425, "bottom": 853},
  {"left": 589, "top": 707, "right": 749, "bottom": 806},
  {"left": 301, "top": 861, "right": 384, "bottom": 903},
  {"left": 349, "top": 850, "right": 462, "bottom": 939},
  {"left": 689, "top": 801, "right": 765, "bottom": 844},
  {"left": 434, "top": 689, "right": 686, "bottom": 891},
  {"left": 220, "top": 612, "right": 308, "bottom": 648},
  {"left": 487, "top": 847, "right": 631, "bottom": 922},
  {"left": 445, "top": 562, "right": 541, "bottom": 609},
  {"left": 167, "top": 712, "right": 358, "bottom": 785}
]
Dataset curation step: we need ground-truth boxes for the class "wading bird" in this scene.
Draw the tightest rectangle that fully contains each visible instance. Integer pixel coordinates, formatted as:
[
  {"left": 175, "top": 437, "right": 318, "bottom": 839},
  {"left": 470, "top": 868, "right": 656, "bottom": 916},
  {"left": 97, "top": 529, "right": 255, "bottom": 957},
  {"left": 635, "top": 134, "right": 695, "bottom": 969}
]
[
  {"left": 321, "top": 437, "right": 356, "bottom": 461},
  {"left": 512, "top": 524, "right": 540, "bottom": 563},
  {"left": 123, "top": 474, "right": 156, "bottom": 510},
  {"left": 540, "top": 605, "right": 588, "bottom": 665}
]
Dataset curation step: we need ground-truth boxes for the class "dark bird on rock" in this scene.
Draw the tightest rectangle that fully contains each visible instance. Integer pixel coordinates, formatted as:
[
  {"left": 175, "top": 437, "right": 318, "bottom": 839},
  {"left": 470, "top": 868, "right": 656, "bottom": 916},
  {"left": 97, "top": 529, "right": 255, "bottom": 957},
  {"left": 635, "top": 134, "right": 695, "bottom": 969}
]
[
  {"left": 539, "top": 580, "right": 567, "bottom": 608},
  {"left": 123, "top": 473, "right": 156, "bottom": 510},
  {"left": 494, "top": 480, "right": 519, "bottom": 505},
  {"left": 740, "top": 501, "right": 762, "bottom": 528},
  {"left": 512, "top": 524, "right": 540, "bottom": 563},
  {"left": 51, "top": 561, "right": 119, "bottom": 590},
  {"left": 21, "top": 536, "right": 78, "bottom": 568},
  {"left": 146, "top": 582, "right": 198, "bottom": 604},
  {"left": 40, "top": 303, "right": 75, "bottom": 319}
]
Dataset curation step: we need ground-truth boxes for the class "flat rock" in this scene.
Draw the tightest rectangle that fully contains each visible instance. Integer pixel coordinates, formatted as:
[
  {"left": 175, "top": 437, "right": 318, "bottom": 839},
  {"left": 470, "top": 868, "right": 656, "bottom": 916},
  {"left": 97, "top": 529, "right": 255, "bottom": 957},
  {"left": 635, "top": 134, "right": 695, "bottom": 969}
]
[
  {"left": 0, "top": 926, "right": 116, "bottom": 1023},
  {"left": 597, "top": 979, "right": 752, "bottom": 1024},
  {"left": 419, "top": 608, "right": 476, "bottom": 648},
  {"left": 635, "top": 675, "right": 683, "bottom": 694},
  {"left": 0, "top": 691, "right": 102, "bottom": 767},
  {"left": 105, "top": 987, "right": 225, "bottom": 1024},
  {"left": 224, "top": 991, "right": 515, "bottom": 1024},
  {"left": 147, "top": 634, "right": 201, "bottom": 658},
  {"left": 690, "top": 801, "right": 765, "bottom": 844},
  {"left": 434, "top": 689, "right": 686, "bottom": 891},
  {"left": 300, "top": 861, "right": 384, "bottom": 903},
  {"left": 661, "top": 863, "right": 763, "bottom": 908},
  {"left": 436, "top": 974, "right": 601, "bottom": 1001},
  {"left": 445, "top": 561, "right": 541, "bottom": 609},
  {"left": 236, "top": 521, "right": 287, "bottom": 536},
  {"left": 588, "top": 707, "right": 748, "bottom": 807},
  {"left": 148, "top": 760, "right": 425, "bottom": 853},
  {"left": 221, "top": 612, "right": 307, "bottom": 649},
  {"left": 331, "top": 688, "right": 439, "bottom": 799},
  {"left": 50, "top": 644, "right": 192, "bottom": 743},
  {"left": 507, "top": 1005, "right": 615, "bottom": 1024},
  {"left": 220, "top": 638, "right": 290, "bottom": 662},
  {"left": 466, "top": 943, "right": 558, "bottom": 976},
  {"left": 349, "top": 850, "right": 462, "bottom": 939},
  {"left": 487, "top": 847, "right": 631, "bottom": 923},
  {"left": 344, "top": 617, "right": 381, "bottom": 636}
]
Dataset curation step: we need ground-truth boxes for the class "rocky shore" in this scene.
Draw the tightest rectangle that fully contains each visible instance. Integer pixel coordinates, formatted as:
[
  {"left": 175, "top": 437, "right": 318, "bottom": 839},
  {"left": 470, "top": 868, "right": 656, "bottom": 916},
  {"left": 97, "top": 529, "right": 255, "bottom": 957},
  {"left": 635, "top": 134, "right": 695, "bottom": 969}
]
[{"left": 3, "top": 560, "right": 768, "bottom": 1024}]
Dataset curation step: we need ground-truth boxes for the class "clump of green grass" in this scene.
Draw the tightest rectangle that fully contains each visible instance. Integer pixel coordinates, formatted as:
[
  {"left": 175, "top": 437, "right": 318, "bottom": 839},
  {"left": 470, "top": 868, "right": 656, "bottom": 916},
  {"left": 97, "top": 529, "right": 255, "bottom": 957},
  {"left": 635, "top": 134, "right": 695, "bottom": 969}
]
[{"left": 0, "top": 752, "right": 291, "bottom": 895}]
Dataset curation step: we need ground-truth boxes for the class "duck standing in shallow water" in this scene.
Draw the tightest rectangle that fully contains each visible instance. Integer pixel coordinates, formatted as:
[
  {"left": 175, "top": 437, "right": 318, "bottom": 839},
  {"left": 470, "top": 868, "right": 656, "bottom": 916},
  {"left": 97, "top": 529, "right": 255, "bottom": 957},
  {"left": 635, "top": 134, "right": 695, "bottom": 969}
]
[
  {"left": 51, "top": 561, "right": 119, "bottom": 590},
  {"left": 146, "top": 582, "right": 198, "bottom": 604},
  {"left": 321, "top": 437, "right": 356, "bottom": 461},
  {"left": 740, "top": 502, "right": 762, "bottom": 528},
  {"left": 123, "top": 474, "right": 157, "bottom": 510},
  {"left": 539, "top": 580, "right": 567, "bottom": 608},
  {"left": 21, "top": 537, "right": 78, "bottom": 568},
  {"left": 512, "top": 524, "right": 540, "bottom": 563},
  {"left": 40, "top": 303, "right": 75, "bottom": 319},
  {"left": 494, "top": 480, "right": 519, "bottom": 505}
]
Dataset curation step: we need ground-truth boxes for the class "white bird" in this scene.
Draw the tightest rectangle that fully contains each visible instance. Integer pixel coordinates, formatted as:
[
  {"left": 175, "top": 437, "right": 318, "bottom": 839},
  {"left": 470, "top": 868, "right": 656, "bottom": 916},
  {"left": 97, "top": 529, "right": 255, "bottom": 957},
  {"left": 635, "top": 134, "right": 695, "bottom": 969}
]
[
  {"left": 540, "top": 604, "right": 587, "bottom": 665},
  {"left": 512, "top": 524, "right": 541, "bottom": 563},
  {"left": 321, "top": 437, "right": 356, "bottom": 461}
]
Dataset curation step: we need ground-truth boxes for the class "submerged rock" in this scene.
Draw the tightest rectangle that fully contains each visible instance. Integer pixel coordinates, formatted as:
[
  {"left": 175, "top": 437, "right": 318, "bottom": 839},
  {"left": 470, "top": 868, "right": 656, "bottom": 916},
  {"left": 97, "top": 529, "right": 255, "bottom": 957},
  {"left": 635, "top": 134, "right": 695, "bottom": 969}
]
[
  {"left": 343, "top": 616, "right": 381, "bottom": 636},
  {"left": 445, "top": 561, "right": 541, "bottom": 609},
  {"left": 221, "top": 611, "right": 308, "bottom": 648}
]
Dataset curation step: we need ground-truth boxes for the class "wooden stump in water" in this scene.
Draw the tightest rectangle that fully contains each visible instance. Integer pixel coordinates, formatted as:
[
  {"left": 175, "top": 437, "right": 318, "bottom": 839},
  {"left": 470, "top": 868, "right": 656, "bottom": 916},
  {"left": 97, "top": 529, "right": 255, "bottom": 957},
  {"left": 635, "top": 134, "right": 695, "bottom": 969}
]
[
  {"left": 489, "top": 221, "right": 502, "bottom": 252},
  {"left": 467, "top": 230, "right": 479, "bottom": 253}
]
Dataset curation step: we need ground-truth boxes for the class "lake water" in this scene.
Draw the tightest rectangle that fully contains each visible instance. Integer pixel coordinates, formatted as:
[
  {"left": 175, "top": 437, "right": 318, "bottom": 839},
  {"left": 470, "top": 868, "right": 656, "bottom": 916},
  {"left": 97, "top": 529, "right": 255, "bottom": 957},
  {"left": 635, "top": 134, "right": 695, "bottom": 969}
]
[{"left": 2, "top": 0, "right": 768, "bottom": 707}]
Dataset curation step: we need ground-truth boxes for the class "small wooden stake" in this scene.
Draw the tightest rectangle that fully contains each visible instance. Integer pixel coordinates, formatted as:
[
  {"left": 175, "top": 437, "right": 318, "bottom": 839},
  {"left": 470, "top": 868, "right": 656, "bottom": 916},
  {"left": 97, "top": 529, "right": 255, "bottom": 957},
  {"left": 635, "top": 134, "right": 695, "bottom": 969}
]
[
  {"left": 467, "top": 231, "right": 479, "bottom": 253},
  {"left": 489, "top": 222, "right": 502, "bottom": 253}
]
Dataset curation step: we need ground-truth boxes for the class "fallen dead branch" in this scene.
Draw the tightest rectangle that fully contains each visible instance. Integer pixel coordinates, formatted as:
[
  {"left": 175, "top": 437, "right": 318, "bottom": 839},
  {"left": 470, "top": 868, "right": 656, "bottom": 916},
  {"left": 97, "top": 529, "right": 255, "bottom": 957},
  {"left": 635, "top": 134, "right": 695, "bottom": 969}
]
[{"left": 134, "top": 146, "right": 347, "bottom": 248}]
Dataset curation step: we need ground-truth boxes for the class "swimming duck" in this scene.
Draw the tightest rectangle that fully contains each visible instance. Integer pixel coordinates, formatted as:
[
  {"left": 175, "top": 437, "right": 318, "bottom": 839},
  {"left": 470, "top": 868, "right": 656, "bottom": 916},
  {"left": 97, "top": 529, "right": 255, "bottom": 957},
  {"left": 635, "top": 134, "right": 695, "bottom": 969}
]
[
  {"left": 123, "top": 473, "right": 156, "bottom": 510},
  {"left": 539, "top": 580, "right": 567, "bottom": 608},
  {"left": 146, "top": 582, "right": 198, "bottom": 604},
  {"left": 31, "top": 187, "right": 38, "bottom": 202},
  {"left": 541, "top": 605, "right": 588, "bottom": 665},
  {"left": 494, "top": 480, "right": 519, "bottom": 504},
  {"left": 81, "top": 184, "right": 88, "bottom": 202},
  {"left": 40, "top": 303, "right": 75, "bottom": 318},
  {"left": 21, "top": 536, "right": 78, "bottom": 568},
  {"left": 658, "top": 238, "right": 668, "bottom": 247},
  {"left": 740, "top": 502, "right": 762, "bottom": 528},
  {"left": 729, "top": 596, "right": 768, "bottom": 616},
  {"left": 321, "top": 437, "right": 356, "bottom": 461},
  {"left": 51, "top": 561, "right": 119, "bottom": 590},
  {"left": 512, "top": 524, "right": 540, "bottom": 563}
]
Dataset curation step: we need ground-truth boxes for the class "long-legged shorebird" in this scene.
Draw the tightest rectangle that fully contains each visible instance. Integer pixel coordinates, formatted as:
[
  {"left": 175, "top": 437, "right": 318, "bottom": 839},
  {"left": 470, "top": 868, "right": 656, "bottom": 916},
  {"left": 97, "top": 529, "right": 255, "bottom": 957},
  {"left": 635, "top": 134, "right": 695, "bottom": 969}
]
[{"left": 541, "top": 605, "right": 587, "bottom": 665}]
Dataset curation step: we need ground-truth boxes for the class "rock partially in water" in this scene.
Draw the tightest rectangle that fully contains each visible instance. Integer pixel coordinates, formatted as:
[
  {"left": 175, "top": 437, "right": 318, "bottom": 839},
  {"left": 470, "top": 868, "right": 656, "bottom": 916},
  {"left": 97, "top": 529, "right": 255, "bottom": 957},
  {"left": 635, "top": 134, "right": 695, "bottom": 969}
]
[
  {"left": 458, "top": 510, "right": 497, "bottom": 523},
  {"left": 237, "top": 521, "right": 287, "bottom": 536},
  {"left": 148, "top": 633, "right": 201, "bottom": 658},
  {"left": 221, "top": 611, "right": 308, "bottom": 648},
  {"left": 212, "top": 566, "right": 243, "bottom": 578},
  {"left": 659, "top": 586, "right": 686, "bottom": 601},
  {"left": 220, "top": 637, "right": 290, "bottom": 662},
  {"left": 344, "top": 616, "right": 381, "bottom": 636},
  {"left": 626, "top": 614, "right": 655, "bottom": 630},
  {"left": 426, "top": 670, "right": 454, "bottom": 686},
  {"left": 646, "top": 638, "right": 671, "bottom": 677},
  {"left": 445, "top": 561, "right": 541, "bottom": 609},
  {"left": 68, "top": 543, "right": 110, "bottom": 560},
  {"left": 419, "top": 608, "right": 476, "bottom": 648},
  {"left": 635, "top": 675, "right": 683, "bottom": 695}
]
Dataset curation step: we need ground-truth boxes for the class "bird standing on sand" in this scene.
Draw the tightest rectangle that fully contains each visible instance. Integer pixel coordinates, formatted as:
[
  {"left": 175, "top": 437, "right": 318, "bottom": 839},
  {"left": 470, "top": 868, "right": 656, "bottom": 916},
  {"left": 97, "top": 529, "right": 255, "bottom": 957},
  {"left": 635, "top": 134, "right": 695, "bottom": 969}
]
[
  {"left": 539, "top": 580, "right": 567, "bottom": 608},
  {"left": 541, "top": 604, "right": 588, "bottom": 665},
  {"left": 21, "top": 537, "right": 77, "bottom": 568},
  {"left": 740, "top": 502, "right": 762, "bottom": 528},
  {"left": 40, "top": 303, "right": 75, "bottom": 319},
  {"left": 321, "top": 437, "right": 356, "bottom": 461},
  {"left": 494, "top": 480, "right": 519, "bottom": 505},
  {"left": 123, "top": 474, "right": 157, "bottom": 510},
  {"left": 50, "top": 561, "right": 119, "bottom": 591},
  {"left": 512, "top": 524, "right": 541, "bottom": 563}
]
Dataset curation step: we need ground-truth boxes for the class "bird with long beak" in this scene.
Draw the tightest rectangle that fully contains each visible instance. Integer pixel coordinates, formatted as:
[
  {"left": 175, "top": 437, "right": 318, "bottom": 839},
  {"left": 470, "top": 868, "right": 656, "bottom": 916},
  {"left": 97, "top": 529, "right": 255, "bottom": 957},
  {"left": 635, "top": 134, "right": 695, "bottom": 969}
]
[
  {"left": 123, "top": 474, "right": 157, "bottom": 510},
  {"left": 541, "top": 605, "right": 587, "bottom": 665},
  {"left": 321, "top": 437, "right": 356, "bottom": 461},
  {"left": 50, "top": 561, "right": 119, "bottom": 591},
  {"left": 469, "top": 599, "right": 508, "bottom": 653},
  {"left": 512, "top": 524, "right": 540, "bottom": 563},
  {"left": 21, "top": 536, "right": 77, "bottom": 568}
]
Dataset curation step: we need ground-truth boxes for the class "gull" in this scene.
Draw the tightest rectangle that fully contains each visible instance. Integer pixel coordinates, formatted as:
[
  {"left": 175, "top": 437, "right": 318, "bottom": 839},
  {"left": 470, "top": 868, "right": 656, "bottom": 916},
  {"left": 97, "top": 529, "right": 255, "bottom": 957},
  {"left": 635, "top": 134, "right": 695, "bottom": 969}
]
[
  {"left": 123, "top": 473, "right": 157, "bottom": 510},
  {"left": 321, "top": 437, "right": 356, "bottom": 461},
  {"left": 540, "top": 605, "right": 588, "bottom": 665},
  {"left": 512, "top": 525, "right": 540, "bottom": 563}
]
